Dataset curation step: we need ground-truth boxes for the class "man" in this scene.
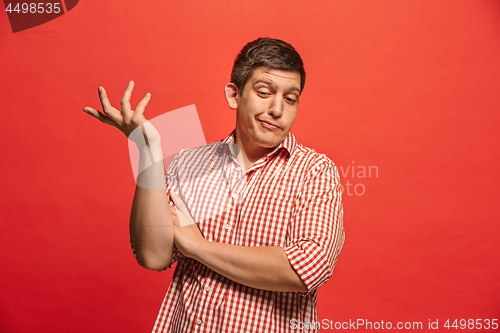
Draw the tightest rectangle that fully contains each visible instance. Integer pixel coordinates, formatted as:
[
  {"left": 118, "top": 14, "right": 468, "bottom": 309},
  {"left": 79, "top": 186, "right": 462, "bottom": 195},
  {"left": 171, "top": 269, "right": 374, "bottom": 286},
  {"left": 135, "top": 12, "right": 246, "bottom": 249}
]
[{"left": 84, "top": 38, "right": 344, "bottom": 332}]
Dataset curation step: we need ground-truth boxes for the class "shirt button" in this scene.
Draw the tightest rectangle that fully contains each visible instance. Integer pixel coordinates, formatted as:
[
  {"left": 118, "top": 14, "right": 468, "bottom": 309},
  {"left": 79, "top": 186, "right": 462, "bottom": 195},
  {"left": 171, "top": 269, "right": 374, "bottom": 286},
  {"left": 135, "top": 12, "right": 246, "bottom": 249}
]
[
  {"left": 205, "top": 286, "right": 212, "bottom": 292},
  {"left": 224, "top": 224, "right": 230, "bottom": 230},
  {"left": 231, "top": 193, "right": 238, "bottom": 199},
  {"left": 196, "top": 319, "right": 202, "bottom": 325}
]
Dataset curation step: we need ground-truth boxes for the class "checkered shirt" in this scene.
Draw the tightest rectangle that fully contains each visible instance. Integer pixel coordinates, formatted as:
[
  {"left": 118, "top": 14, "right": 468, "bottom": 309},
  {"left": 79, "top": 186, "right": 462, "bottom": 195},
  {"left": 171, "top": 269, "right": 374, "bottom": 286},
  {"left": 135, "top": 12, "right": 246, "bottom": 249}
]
[{"left": 151, "top": 131, "right": 344, "bottom": 333}]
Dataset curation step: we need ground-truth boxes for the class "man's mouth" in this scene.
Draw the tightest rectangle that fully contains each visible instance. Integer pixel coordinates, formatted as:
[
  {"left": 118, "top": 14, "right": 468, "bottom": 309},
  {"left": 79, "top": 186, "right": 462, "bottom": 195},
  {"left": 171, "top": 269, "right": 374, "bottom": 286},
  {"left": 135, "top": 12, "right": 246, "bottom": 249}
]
[{"left": 258, "top": 120, "right": 281, "bottom": 130}]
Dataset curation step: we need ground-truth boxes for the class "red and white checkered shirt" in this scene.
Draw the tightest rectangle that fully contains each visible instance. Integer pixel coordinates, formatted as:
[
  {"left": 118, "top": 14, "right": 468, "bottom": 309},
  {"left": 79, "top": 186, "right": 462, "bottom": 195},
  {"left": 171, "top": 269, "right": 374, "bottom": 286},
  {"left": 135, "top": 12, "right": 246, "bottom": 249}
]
[{"left": 152, "top": 131, "right": 344, "bottom": 333}]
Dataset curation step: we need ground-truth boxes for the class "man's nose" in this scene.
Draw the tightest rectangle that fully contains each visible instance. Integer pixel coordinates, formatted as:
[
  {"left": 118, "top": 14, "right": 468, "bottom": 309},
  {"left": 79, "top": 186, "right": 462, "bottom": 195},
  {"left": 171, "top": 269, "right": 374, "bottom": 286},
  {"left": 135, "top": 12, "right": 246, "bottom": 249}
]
[{"left": 268, "top": 96, "right": 283, "bottom": 118}]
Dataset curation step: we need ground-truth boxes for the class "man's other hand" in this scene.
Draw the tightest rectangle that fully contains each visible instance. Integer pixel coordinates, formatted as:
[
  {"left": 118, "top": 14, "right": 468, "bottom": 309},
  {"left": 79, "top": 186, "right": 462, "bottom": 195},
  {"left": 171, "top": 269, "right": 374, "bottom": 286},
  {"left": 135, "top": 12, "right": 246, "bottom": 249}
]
[{"left": 169, "top": 201, "right": 205, "bottom": 259}]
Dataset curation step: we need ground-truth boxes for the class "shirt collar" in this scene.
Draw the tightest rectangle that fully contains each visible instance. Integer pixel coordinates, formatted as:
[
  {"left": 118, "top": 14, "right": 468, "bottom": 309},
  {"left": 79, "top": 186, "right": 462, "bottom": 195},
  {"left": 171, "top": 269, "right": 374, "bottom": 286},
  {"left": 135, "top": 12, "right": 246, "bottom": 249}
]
[{"left": 217, "top": 130, "right": 297, "bottom": 159}]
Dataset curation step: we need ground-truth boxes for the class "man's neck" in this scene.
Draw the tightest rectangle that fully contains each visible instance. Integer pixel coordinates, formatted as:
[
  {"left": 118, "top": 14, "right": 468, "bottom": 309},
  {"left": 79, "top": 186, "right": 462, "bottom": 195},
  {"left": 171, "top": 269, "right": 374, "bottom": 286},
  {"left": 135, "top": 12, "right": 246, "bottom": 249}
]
[{"left": 233, "top": 132, "right": 275, "bottom": 172}]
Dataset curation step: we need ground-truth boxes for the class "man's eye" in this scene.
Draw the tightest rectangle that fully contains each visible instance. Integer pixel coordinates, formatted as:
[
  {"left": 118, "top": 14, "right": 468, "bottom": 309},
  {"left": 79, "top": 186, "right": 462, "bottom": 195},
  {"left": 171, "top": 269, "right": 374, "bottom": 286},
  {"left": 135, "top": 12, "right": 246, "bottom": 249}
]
[
  {"left": 257, "top": 91, "right": 270, "bottom": 96},
  {"left": 285, "top": 97, "right": 297, "bottom": 104}
]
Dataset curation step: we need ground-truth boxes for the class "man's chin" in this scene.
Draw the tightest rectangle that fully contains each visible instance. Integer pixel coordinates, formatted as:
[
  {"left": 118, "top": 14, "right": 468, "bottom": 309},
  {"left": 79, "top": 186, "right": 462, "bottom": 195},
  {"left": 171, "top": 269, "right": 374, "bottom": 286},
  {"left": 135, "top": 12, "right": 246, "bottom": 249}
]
[{"left": 255, "top": 135, "right": 285, "bottom": 149}]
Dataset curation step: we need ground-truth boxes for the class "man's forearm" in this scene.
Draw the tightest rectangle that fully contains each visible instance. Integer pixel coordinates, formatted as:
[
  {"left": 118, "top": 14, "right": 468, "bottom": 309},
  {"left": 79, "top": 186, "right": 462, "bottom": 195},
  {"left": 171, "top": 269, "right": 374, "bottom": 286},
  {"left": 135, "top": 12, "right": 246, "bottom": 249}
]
[
  {"left": 191, "top": 241, "right": 308, "bottom": 293},
  {"left": 130, "top": 144, "right": 174, "bottom": 271}
]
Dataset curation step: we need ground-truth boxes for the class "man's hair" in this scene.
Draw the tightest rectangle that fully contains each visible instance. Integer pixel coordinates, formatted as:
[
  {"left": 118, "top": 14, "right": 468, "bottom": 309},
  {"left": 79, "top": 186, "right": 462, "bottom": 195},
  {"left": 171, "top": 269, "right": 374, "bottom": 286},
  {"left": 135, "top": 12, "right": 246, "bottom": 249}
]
[{"left": 231, "top": 38, "right": 306, "bottom": 94}]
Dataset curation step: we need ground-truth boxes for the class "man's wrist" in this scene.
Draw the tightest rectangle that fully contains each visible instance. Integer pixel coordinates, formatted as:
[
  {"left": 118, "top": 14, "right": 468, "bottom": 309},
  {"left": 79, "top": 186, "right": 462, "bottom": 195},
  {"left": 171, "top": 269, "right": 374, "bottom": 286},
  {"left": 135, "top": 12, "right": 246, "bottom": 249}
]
[
  {"left": 128, "top": 121, "right": 161, "bottom": 150},
  {"left": 187, "top": 237, "right": 209, "bottom": 262}
]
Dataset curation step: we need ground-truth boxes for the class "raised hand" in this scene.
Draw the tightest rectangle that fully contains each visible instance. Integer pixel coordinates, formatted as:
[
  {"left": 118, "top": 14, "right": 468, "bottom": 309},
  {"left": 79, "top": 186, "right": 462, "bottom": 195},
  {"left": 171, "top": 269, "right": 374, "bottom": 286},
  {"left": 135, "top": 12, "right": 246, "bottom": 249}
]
[{"left": 84, "top": 81, "right": 159, "bottom": 147}]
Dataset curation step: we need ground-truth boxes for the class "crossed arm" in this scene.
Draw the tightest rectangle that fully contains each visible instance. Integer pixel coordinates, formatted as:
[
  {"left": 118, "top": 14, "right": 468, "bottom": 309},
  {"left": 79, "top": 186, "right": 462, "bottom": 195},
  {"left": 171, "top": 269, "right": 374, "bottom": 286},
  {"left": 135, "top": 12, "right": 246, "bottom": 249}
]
[{"left": 84, "top": 82, "right": 307, "bottom": 292}]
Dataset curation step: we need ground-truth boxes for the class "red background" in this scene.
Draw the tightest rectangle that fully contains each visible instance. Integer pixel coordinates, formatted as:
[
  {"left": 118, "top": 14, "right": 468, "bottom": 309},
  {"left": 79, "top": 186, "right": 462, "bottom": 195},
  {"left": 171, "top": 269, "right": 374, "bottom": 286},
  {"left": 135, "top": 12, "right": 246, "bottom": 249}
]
[{"left": 1, "top": 1, "right": 499, "bottom": 332}]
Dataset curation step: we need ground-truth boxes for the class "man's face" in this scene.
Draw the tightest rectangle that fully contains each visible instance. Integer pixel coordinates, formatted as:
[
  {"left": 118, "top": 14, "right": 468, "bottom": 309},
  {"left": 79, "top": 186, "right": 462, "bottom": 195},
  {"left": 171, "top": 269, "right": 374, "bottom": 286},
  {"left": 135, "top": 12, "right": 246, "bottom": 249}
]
[{"left": 233, "top": 67, "right": 301, "bottom": 152}]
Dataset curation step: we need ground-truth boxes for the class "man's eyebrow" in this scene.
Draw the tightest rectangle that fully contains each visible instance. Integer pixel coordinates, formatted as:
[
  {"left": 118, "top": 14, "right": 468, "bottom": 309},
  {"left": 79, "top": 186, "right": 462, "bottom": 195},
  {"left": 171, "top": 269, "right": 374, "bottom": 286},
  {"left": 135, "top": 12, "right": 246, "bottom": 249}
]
[
  {"left": 253, "top": 79, "right": 276, "bottom": 88},
  {"left": 253, "top": 79, "right": 301, "bottom": 94}
]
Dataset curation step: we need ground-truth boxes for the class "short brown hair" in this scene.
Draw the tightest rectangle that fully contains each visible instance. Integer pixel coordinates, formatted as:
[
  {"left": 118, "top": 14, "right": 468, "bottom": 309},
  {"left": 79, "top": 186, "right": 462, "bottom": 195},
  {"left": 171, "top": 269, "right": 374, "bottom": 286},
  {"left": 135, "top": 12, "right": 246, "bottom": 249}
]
[{"left": 230, "top": 38, "right": 306, "bottom": 94}]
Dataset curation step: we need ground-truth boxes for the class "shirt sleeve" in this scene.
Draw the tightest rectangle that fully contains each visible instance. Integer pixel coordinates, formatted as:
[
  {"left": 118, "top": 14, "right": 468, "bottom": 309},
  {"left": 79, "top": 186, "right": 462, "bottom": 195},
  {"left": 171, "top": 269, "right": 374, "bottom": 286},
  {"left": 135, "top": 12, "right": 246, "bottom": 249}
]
[{"left": 283, "top": 159, "right": 345, "bottom": 293}]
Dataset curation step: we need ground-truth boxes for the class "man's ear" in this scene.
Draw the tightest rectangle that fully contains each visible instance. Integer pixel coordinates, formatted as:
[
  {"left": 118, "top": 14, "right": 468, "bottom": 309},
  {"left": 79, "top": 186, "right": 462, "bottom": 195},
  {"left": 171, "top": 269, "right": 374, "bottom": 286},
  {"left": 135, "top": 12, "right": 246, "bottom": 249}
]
[{"left": 224, "top": 83, "right": 239, "bottom": 110}]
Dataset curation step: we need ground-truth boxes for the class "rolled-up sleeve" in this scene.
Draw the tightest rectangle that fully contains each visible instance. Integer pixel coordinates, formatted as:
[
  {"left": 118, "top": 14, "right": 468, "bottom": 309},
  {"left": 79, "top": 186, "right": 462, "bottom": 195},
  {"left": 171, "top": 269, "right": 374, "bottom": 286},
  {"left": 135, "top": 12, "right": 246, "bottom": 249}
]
[{"left": 284, "top": 160, "right": 345, "bottom": 293}]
